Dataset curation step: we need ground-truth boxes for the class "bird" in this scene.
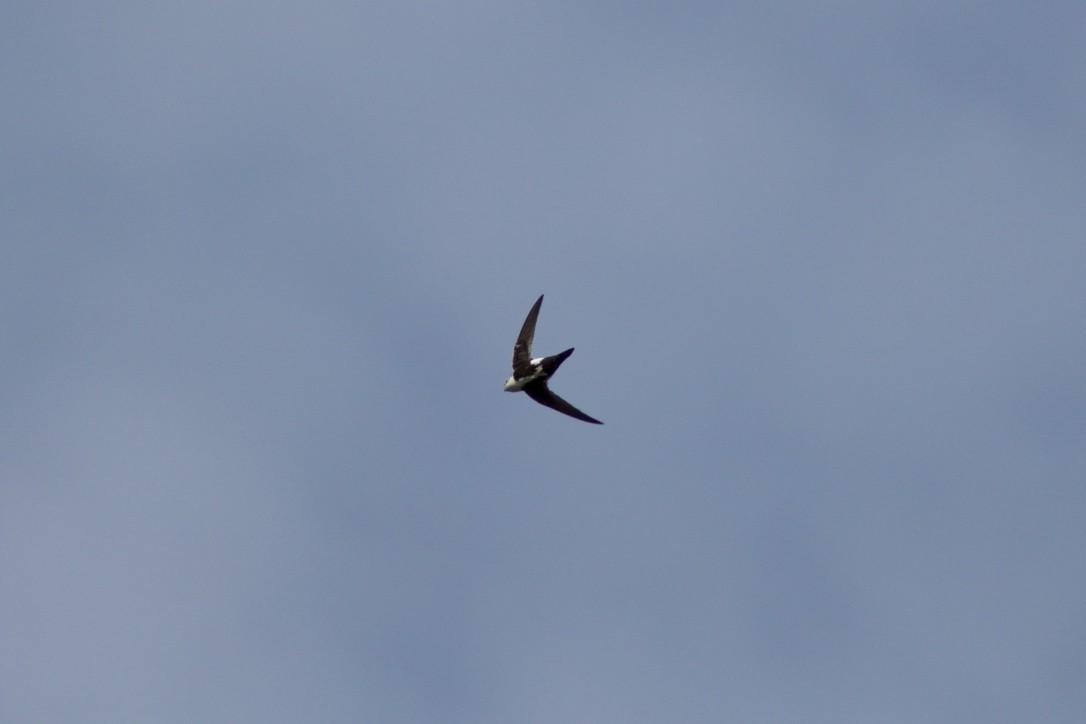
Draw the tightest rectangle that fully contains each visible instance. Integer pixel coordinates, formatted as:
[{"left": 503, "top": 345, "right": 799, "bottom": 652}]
[{"left": 503, "top": 294, "right": 603, "bottom": 424}]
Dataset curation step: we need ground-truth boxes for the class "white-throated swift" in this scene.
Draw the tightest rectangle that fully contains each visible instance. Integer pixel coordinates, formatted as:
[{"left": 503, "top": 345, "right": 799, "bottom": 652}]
[{"left": 503, "top": 294, "right": 603, "bottom": 424}]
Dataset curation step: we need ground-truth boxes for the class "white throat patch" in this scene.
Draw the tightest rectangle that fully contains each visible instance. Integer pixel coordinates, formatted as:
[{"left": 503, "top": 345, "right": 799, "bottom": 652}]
[{"left": 504, "top": 362, "right": 544, "bottom": 391}]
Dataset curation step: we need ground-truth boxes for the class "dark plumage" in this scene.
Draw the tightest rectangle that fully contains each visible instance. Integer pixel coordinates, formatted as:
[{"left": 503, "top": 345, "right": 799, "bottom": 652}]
[{"left": 503, "top": 295, "right": 603, "bottom": 424}]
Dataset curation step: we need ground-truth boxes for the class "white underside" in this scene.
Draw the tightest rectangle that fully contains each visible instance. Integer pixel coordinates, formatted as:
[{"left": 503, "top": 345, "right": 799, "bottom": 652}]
[
  {"left": 504, "top": 360, "right": 545, "bottom": 392},
  {"left": 504, "top": 374, "right": 537, "bottom": 391}
]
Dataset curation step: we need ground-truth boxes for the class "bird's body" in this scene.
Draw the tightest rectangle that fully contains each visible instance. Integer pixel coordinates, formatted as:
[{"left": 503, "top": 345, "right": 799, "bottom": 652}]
[{"left": 504, "top": 295, "right": 603, "bottom": 424}]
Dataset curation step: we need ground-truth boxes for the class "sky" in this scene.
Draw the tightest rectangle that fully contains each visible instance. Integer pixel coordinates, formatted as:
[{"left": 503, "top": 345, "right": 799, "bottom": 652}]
[{"left": 3, "top": 3, "right": 1085, "bottom": 722}]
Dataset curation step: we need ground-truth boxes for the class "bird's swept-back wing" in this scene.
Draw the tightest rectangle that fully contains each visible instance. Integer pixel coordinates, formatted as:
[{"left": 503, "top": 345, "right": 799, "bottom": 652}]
[
  {"left": 523, "top": 380, "right": 603, "bottom": 424},
  {"left": 512, "top": 294, "right": 544, "bottom": 377}
]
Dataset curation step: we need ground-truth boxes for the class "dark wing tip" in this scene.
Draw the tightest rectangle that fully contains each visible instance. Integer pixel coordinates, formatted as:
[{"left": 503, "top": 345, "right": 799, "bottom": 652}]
[{"left": 523, "top": 382, "right": 603, "bottom": 425}]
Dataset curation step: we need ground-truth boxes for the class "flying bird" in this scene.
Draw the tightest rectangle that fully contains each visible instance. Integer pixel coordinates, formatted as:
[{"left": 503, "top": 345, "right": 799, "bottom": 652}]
[{"left": 504, "top": 294, "right": 603, "bottom": 424}]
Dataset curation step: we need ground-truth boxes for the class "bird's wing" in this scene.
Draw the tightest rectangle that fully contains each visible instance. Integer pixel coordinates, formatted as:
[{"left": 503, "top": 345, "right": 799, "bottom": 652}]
[
  {"left": 523, "top": 380, "right": 603, "bottom": 424},
  {"left": 512, "top": 294, "right": 544, "bottom": 376}
]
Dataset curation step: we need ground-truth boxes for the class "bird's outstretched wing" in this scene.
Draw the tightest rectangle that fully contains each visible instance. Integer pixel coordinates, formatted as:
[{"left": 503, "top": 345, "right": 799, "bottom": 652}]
[
  {"left": 512, "top": 294, "right": 544, "bottom": 377},
  {"left": 524, "top": 380, "right": 603, "bottom": 424}
]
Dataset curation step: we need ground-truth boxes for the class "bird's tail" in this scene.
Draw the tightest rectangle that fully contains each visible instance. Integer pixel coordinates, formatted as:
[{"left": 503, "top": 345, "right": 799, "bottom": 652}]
[{"left": 542, "top": 348, "right": 574, "bottom": 375}]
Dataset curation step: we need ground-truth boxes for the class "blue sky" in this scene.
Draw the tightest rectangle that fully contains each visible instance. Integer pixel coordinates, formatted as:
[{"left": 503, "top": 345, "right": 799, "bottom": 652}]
[{"left": 3, "top": 3, "right": 1085, "bottom": 721}]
